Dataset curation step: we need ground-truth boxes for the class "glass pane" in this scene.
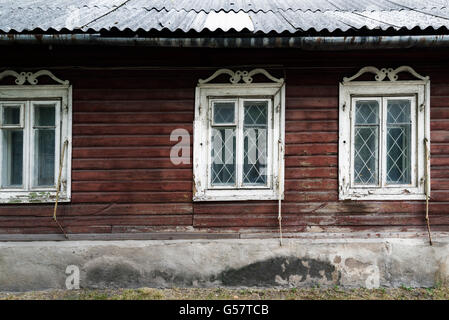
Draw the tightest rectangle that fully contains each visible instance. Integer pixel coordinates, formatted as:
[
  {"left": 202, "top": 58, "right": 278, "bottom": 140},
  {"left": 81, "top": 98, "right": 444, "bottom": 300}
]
[
  {"left": 354, "top": 127, "right": 378, "bottom": 185},
  {"left": 2, "top": 130, "right": 23, "bottom": 187},
  {"left": 243, "top": 101, "right": 268, "bottom": 185},
  {"left": 211, "top": 128, "right": 235, "bottom": 186},
  {"left": 387, "top": 100, "right": 411, "bottom": 124},
  {"left": 386, "top": 100, "right": 411, "bottom": 184},
  {"left": 213, "top": 102, "right": 235, "bottom": 124},
  {"left": 34, "top": 104, "right": 55, "bottom": 126},
  {"left": 34, "top": 129, "right": 55, "bottom": 186},
  {"left": 2, "top": 106, "right": 21, "bottom": 126},
  {"left": 355, "top": 100, "right": 379, "bottom": 125},
  {"left": 244, "top": 101, "right": 268, "bottom": 126}
]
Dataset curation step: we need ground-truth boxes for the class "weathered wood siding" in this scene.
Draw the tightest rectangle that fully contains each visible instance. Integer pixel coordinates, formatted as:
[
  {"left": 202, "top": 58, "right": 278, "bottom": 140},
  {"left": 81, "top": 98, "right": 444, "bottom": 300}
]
[{"left": 0, "top": 46, "right": 448, "bottom": 235}]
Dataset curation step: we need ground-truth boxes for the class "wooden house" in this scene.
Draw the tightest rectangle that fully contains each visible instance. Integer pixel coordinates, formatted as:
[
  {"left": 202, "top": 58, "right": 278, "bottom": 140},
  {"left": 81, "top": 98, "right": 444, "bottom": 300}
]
[{"left": 1, "top": 1, "right": 449, "bottom": 290}]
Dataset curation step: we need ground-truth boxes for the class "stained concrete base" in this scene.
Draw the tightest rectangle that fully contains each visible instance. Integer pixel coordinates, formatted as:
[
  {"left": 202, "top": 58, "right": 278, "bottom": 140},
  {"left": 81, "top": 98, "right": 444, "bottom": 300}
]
[{"left": 1, "top": 236, "right": 448, "bottom": 292}]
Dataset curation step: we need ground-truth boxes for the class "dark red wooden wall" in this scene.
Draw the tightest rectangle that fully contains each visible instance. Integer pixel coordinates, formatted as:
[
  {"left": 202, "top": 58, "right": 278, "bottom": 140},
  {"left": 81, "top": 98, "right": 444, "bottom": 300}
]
[{"left": 0, "top": 46, "right": 448, "bottom": 236}]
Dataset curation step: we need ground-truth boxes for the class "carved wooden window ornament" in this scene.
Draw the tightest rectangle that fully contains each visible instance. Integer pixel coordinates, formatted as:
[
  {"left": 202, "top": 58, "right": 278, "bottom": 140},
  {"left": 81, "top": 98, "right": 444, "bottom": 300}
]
[
  {"left": 339, "top": 66, "right": 430, "bottom": 200},
  {"left": 193, "top": 68, "right": 285, "bottom": 201},
  {"left": 0, "top": 70, "right": 72, "bottom": 203}
]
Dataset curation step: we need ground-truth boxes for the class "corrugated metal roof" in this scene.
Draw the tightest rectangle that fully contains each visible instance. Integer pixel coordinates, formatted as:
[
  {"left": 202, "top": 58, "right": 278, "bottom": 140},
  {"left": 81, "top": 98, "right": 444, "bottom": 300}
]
[{"left": 1, "top": 0, "right": 449, "bottom": 34}]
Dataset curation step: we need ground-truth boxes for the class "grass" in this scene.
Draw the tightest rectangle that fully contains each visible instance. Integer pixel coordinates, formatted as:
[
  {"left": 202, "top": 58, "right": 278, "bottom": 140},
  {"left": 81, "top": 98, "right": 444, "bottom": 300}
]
[{"left": 1, "top": 286, "right": 449, "bottom": 300}]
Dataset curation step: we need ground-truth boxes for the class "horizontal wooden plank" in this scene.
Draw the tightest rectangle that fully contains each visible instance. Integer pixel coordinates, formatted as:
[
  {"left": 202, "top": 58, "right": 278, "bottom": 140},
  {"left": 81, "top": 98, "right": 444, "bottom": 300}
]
[
  {"left": 431, "top": 108, "right": 449, "bottom": 119},
  {"left": 0, "top": 232, "right": 240, "bottom": 241},
  {"left": 430, "top": 191, "right": 449, "bottom": 201},
  {"left": 431, "top": 168, "right": 449, "bottom": 178},
  {"left": 73, "top": 136, "right": 189, "bottom": 147},
  {"left": 284, "top": 191, "right": 339, "bottom": 202},
  {"left": 287, "top": 97, "right": 337, "bottom": 109},
  {"left": 285, "top": 132, "right": 338, "bottom": 144},
  {"left": 74, "top": 112, "right": 193, "bottom": 124},
  {"left": 431, "top": 179, "right": 449, "bottom": 190},
  {"left": 193, "top": 213, "right": 449, "bottom": 228},
  {"left": 193, "top": 214, "right": 279, "bottom": 227},
  {"left": 71, "top": 192, "right": 192, "bottom": 203},
  {"left": 286, "top": 109, "right": 338, "bottom": 120},
  {"left": 74, "top": 100, "right": 194, "bottom": 112},
  {"left": 0, "top": 226, "right": 112, "bottom": 234},
  {"left": 73, "top": 124, "right": 192, "bottom": 136},
  {"left": 75, "top": 75, "right": 199, "bottom": 90},
  {"left": 72, "top": 181, "right": 192, "bottom": 192},
  {"left": 431, "top": 85, "right": 449, "bottom": 96},
  {"left": 73, "top": 147, "right": 175, "bottom": 159},
  {"left": 286, "top": 85, "right": 338, "bottom": 97},
  {"left": 6, "top": 201, "right": 445, "bottom": 218},
  {"left": 430, "top": 144, "right": 449, "bottom": 155},
  {"left": 73, "top": 88, "right": 194, "bottom": 101},
  {"left": 285, "top": 155, "right": 337, "bottom": 167},
  {"left": 286, "top": 121, "right": 338, "bottom": 132},
  {"left": 73, "top": 158, "right": 191, "bottom": 169},
  {"left": 194, "top": 201, "right": 446, "bottom": 215},
  {"left": 431, "top": 120, "right": 449, "bottom": 130},
  {"left": 0, "top": 215, "right": 193, "bottom": 228},
  {"left": 73, "top": 169, "right": 192, "bottom": 181},
  {"left": 0, "top": 203, "right": 192, "bottom": 216},
  {"left": 429, "top": 97, "right": 449, "bottom": 108},
  {"left": 431, "top": 157, "right": 449, "bottom": 166},
  {"left": 431, "top": 131, "right": 449, "bottom": 142},
  {"left": 286, "top": 167, "right": 337, "bottom": 178},
  {"left": 285, "top": 179, "right": 337, "bottom": 191},
  {"left": 285, "top": 144, "right": 337, "bottom": 156}
]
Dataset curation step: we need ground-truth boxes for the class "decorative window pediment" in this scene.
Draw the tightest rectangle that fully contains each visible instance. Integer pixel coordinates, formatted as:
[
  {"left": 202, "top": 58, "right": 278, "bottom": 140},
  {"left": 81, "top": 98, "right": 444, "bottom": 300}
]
[
  {"left": 0, "top": 70, "right": 70, "bottom": 86},
  {"left": 339, "top": 66, "right": 430, "bottom": 200},
  {"left": 194, "top": 68, "right": 285, "bottom": 201}
]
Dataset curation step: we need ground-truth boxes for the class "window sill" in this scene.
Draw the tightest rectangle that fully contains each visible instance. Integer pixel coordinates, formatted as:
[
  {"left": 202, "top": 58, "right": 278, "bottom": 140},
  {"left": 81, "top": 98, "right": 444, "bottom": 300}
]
[
  {"left": 193, "top": 189, "right": 283, "bottom": 202},
  {"left": 339, "top": 193, "right": 426, "bottom": 201},
  {"left": 0, "top": 191, "right": 70, "bottom": 204}
]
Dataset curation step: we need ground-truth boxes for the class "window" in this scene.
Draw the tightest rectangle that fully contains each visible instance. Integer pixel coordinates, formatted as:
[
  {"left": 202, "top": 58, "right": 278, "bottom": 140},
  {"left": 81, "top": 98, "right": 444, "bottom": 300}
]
[
  {"left": 0, "top": 70, "right": 72, "bottom": 203},
  {"left": 339, "top": 66, "right": 430, "bottom": 200},
  {"left": 193, "top": 69, "right": 285, "bottom": 201}
]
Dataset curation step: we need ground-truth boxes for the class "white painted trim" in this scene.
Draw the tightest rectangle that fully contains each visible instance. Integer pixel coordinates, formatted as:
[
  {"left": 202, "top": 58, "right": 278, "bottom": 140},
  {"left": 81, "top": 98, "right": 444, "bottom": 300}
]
[
  {"left": 194, "top": 75, "right": 285, "bottom": 202},
  {"left": 0, "top": 84, "right": 72, "bottom": 203},
  {"left": 343, "top": 66, "right": 429, "bottom": 83},
  {"left": 198, "top": 68, "right": 284, "bottom": 85},
  {"left": 0, "top": 70, "right": 69, "bottom": 86},
  {"left": 339, "top": 72, "right": 430, "bottom": 201}
]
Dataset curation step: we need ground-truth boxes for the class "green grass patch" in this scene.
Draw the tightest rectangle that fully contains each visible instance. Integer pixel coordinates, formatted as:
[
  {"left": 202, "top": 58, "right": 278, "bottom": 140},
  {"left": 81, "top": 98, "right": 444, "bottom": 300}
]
[{"left": 2, "top": 286, "right": 449, "bottom": 300}]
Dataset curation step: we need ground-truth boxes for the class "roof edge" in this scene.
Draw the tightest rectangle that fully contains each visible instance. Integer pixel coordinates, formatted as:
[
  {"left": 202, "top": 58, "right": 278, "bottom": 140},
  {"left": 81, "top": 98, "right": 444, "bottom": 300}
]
[{"left": 2, "top": 34, "right": 449, "bottom": 50}]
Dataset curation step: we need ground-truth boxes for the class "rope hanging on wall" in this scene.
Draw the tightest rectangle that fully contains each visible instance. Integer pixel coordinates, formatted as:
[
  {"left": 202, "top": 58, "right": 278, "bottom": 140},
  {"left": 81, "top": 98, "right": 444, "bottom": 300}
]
[
  {"left": 53, "top": 140, "right": 69, "bottom": 239},
  {"left": 278, "top": 138, "right": 283, "bottom": 247},
  {"left": 424, "top": 138, "right": 433, "bottom": 246}
]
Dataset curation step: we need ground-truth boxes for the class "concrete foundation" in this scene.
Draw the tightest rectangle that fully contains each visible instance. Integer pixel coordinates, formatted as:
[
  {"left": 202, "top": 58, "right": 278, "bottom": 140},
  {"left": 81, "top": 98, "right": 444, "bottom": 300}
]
[{"left": 1, "top": 236, "right": 448, "bottom": 292}]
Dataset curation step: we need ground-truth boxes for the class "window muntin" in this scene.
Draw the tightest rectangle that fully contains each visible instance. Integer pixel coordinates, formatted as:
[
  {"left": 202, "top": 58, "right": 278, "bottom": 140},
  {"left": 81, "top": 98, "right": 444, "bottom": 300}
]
[
  {"left": 351, "top": 96, "right": 416, "bottom": 189},
  {"left": 208, "top": 98, "right": 271, "bottom": 190}
]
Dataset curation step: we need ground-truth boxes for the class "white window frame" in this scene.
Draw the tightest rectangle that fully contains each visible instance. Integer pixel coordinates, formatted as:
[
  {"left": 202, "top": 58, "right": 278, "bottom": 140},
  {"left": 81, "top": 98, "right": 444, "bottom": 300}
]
[
  {"left": 0, "top": 70, "right": 72, "bottom": 203},
  {"left": 193, "top": 69, "right": 285, "bottom": 201},
  {"left": 339, "top": 66, "right": 430, "bottom": 200}
]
